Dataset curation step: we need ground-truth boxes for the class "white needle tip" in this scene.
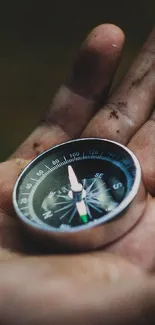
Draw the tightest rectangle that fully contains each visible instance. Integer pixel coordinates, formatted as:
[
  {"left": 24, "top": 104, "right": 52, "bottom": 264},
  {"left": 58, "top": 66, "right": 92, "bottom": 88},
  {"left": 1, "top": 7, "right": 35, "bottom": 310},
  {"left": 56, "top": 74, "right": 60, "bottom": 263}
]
[{"left": 68, "top": 165, "right": 82, "bottom": 192}]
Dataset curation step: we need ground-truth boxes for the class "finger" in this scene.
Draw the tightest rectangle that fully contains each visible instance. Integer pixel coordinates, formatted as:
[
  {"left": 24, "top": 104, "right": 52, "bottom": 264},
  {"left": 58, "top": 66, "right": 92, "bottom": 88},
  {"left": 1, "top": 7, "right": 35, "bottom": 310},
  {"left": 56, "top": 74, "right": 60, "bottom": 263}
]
[
  {"left": 128, "top": 114, "right": 155, "bottom": 195},
  {"left": 11, "top": 24, "right": 125, "bottom": 160},
  {"left": 0, "top": 159, "right": 29, "bottom": 214},
  {"left": 83, "top": 27, "right": 155, "bottom": 144},
  {"left": 0, "top": 254, "right": 153, "bottom": 325}
]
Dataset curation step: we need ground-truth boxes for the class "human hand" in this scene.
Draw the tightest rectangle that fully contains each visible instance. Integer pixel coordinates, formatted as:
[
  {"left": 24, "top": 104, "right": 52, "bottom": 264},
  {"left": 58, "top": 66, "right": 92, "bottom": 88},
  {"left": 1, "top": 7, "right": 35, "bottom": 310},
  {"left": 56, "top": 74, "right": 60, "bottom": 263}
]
[{"left": 1, "top": 24, "right": 155, "bottom": 324}]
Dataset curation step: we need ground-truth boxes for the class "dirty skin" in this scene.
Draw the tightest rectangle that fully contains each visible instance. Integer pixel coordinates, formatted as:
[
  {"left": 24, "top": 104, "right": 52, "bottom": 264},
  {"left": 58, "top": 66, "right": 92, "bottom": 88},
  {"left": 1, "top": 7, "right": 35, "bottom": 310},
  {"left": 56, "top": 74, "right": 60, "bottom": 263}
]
[
  {"left": 130, "top": 67, "right": 150, "bottom": 88},
  {"left": 108, "top": 109, "right": 119, "bottom": 120},
  {"left": 15, "top": 158, "right": 29, "bottom": 176},
  {"left": 107, "top": 101, "right": 127, "bottom": 120},
  {"left": 33, "top": 142, "right": 42, "bottom": 156}
]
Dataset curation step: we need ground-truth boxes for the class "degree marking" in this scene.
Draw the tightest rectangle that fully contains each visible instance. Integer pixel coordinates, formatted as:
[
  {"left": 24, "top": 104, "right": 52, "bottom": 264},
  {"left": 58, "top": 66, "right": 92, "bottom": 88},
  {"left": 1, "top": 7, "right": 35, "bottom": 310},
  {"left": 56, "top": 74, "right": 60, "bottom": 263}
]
[
  {"left": 45, "top": 165, "right": 52, "bottom": 171},
  {"left": 20, "top": 206, "right": 29, "bottom": 210}
]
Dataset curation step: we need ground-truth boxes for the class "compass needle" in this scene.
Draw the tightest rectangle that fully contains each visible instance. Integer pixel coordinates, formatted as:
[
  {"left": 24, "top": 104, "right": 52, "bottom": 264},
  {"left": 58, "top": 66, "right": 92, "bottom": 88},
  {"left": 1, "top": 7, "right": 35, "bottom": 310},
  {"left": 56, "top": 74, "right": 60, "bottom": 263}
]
[
  {"left": 76, "top": 200, "right": 88, "bottom": 223},
  {"left": 68, "top": 165, "right": 88, "bottom": 223},
  {"left": 68, "top": 165, "right": 83, "bottom": 192},
  {"left": 68, "top": 165, "right": 78, "bottom": 185}
]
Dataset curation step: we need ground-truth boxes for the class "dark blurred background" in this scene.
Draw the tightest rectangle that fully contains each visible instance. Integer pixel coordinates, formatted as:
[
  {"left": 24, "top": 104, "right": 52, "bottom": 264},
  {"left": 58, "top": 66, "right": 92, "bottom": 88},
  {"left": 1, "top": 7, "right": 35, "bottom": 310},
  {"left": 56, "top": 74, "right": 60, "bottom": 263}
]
[{"left": 0, "top": 0, "right": 154, "bottom": 160}]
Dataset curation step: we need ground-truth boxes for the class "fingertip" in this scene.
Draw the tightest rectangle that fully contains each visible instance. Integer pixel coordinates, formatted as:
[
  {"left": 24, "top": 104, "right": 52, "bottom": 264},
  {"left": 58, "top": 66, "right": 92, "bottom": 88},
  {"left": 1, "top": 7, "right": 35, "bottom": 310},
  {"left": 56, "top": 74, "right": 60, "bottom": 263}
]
[
  {"left": 67, "top": 24, "right": 125, "bottom": 99},
  {"left": 85, "top": 24, "right": 125, "bottom": 54}
]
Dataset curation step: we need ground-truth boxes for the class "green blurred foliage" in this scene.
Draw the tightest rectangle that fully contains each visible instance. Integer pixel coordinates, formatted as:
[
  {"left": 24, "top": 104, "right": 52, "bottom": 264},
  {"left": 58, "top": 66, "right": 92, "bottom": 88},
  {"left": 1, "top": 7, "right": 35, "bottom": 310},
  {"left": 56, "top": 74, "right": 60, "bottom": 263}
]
[{"left": 0, "top": 0, "right": 154, "bottom": 160}]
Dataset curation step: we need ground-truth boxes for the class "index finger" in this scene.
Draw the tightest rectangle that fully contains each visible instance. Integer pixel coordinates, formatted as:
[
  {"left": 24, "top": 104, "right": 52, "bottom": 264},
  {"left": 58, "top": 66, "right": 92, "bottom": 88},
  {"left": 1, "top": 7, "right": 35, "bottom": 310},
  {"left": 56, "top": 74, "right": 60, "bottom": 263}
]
[
  {"left": 11, "top": 24, "right": 124, "bottom": 160},
  {"left": 83, "top": 27, "right": 155, "bottom": 145}
]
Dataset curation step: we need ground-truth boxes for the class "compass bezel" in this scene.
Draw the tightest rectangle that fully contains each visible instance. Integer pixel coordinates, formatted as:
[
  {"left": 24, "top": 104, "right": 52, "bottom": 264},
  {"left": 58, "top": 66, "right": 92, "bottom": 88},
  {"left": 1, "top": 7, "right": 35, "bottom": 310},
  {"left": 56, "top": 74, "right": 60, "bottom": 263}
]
[{"left": 13, "top": 138, "right": 142, "bottom": 234}]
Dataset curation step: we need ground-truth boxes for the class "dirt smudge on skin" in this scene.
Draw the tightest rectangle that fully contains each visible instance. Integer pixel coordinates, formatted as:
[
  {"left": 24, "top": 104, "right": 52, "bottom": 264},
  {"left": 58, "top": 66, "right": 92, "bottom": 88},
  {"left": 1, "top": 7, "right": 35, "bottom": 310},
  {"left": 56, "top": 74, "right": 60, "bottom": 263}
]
[
  {"left": 130, "top": 68, "right": 150, "bottom": 88},
  {"left": 33, "top": 142, "right": 42, "bottom": 156},
  {"left": 107, "top": 101, "right": 127, "bottom": 120},
  {"left": 108, "top": 109, "right": 119, "bottom": 120},
  {"left": 15, "top": 158, "right": 29, "bottom": 176},
  {"left": 117, "top": 101, "right": 128, "bottom": 109}
]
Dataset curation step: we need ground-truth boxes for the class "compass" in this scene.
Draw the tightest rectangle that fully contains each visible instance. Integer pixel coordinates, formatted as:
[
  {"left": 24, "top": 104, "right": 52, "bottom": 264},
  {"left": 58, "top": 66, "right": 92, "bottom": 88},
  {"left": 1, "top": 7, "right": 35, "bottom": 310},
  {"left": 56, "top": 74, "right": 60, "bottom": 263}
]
[{"left": 13, "top": 138, "right": 147, "bottom": 252}]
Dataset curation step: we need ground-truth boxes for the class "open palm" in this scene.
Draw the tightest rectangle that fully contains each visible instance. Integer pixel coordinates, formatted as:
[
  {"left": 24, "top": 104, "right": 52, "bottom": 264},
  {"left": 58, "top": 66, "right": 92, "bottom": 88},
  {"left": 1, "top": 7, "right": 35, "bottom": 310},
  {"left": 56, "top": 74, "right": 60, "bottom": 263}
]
[{"left": 0, "top": 25, "right": 155, "bottom": 325}]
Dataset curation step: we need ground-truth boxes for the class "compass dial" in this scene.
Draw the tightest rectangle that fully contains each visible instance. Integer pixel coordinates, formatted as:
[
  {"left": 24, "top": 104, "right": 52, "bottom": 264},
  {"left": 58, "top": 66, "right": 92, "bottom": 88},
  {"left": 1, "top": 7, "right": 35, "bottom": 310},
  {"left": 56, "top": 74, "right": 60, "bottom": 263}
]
[{"left": 13, "top": 138, "right": 140, "bottom": 233}]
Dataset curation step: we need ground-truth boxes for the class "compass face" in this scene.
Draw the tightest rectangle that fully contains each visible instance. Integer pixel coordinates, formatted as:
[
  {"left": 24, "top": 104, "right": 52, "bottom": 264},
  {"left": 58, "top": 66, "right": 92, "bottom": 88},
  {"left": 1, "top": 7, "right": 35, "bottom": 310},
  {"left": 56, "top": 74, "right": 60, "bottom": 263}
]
[{"left": 13, "top": 138, "right": 140, "bottom": 232}]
